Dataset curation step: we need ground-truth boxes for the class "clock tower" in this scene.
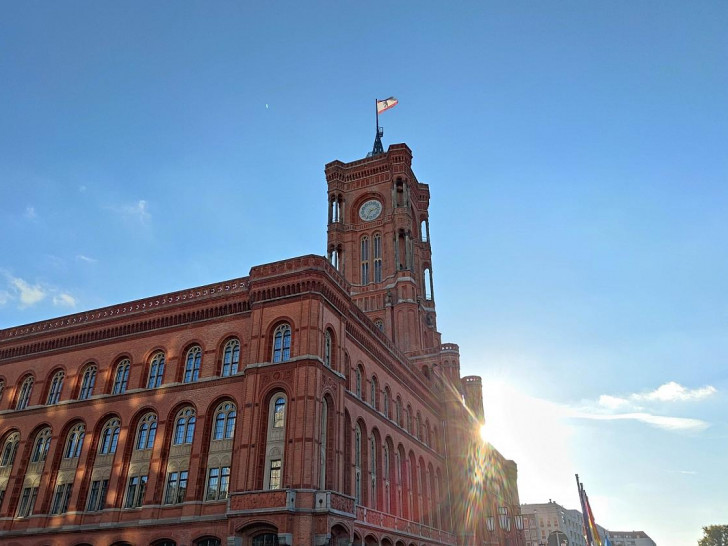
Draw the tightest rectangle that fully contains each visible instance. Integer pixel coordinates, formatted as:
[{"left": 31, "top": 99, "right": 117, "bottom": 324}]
[{"left": 325, "top": 143, "right": 440, "bottom": 357}]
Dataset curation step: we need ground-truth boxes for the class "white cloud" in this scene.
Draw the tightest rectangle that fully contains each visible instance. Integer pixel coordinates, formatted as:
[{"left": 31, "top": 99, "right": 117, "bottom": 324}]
[
  {"left": 633, "top": 381, "right": 716, "bottom": 402},
  {"left": 24, "top": 206, "right": 37, "bottom": 220},
  {"left": 76, "top": 254, "right": 98, "bottom": 263},
  {"left": 118, "top": 199, "right": 151, "bottom": 223},
  {"left": 0, "top": 290, "right": 10, "bottom": 306},
  {"left": 11, "top": 277, "right": 46, "bottom": 307},
  {"left": 598, "top": 394, "right": 630, "bottom": 410},
  {"left": 571, "top": 410, "right": 709, "bottom": 432},
  {"left": 53, "top": 293, "right": 77, "bottom": 307}
]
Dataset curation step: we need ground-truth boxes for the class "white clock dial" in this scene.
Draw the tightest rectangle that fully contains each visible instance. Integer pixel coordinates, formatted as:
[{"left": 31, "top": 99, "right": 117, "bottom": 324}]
[{"left": 359, "top": 199, "right": 382, "bottom": 221}]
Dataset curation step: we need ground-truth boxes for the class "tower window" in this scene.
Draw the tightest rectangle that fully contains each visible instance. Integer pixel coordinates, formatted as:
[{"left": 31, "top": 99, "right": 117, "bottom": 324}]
[
  {"left": 273, "top": 397, "right": 286, "bottom": 428},
  {"left": 373, "top": 233, "right": 382, "bottom": 282},
  {"left": 324, "top": 330, "right": 333, "bottom": 368},
  {"left": 361, "top": 236, "right": 370, "bottom": 284}
]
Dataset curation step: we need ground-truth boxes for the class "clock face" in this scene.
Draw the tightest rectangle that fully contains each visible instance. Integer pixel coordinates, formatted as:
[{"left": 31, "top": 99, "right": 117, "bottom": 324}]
[{"left": 359, "top": 199, "right": 382, "bottom": 221}]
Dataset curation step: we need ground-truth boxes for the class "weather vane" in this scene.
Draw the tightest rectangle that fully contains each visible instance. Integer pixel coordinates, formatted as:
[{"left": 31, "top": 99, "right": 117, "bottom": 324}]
[{"left": 370, "top": 97, "right": 398, "bottom": 156}]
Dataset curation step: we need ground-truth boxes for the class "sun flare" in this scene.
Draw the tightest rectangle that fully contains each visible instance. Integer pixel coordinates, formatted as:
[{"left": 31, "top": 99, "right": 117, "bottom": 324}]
[{"left": 479, "top": 423, "right": 487, "bottom": 442}]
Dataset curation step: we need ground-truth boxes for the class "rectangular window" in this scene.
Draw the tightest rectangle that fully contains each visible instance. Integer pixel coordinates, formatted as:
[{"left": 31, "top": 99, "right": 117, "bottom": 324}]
[
  {"left": 205, "top": 466, "right": 231, "bottom": 501},
  {"left": 165, "top": 470, "right": 189, "bottom": 504},
  {"left": 124, "top": 475, "right": 148, "bottom": 508},
  {"left": 86, "top": 479, "right": 108, "bottom": 512},
  {"left": 269, "top": 459, "right": 282, "bottom": 490},
  {"left": 17, "top": 487, "right": 38, "bottom": 517},
  {"left": 50, "top": 483, "right": 73, "bottom": 515}
]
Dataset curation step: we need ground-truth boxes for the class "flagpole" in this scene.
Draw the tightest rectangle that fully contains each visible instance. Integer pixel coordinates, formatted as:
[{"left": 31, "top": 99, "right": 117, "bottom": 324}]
[
  {"left": 576, "top": 474, "right": 594, "bottom": 546},
  {"left": 375, "top": 98, "right": 379, "bottom": 136}
]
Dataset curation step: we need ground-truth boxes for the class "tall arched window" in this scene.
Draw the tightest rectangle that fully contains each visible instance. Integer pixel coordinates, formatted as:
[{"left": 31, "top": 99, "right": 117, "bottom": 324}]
[
  {"left": 113, "top": 359, "right": 130, "bottom": 394},
  {"left": 221, "top": 339, "right": 240, "bottom": 377},
  {"left": 319, "top": 398, "right": 328, "bottom": 490},
  {"left": 424, "top": 267, "right": 433, "bottom": 300},
  {"left": 184, "top": 346, "right": 202, "bottom": 383},
  {"left": 173, "top": 408, "right": 196, "bottom": 445},
  {"left": 46, "top": 370, "right": 64, "bottom": 405},
  {"left": 213, "top": 402, "right": 236, "bottom": 440},
  {"left": 416, "top": 412, "right": 422, "bottom": 440},
  {"left": 355, "top": 366, "right": 363, "bottom": 400},
  {"left": 99, "top": 418, "right": 121, "bottom": 454},
  {"left": 15, "top": 375, "right": 33, "bottom": 410},
  {"left": 370, "top": 376, "right": 378, "bottom": 410},
  {"left": 147, "top": 352, "right": 165, "bottom": 389},
  {"left": 135, "top": 413, "right": 157, "bottom": 450},
  {"left": 264, "top": 393, "right": 287, "bottom": 490},
  {"left": 383, "top": 443, "right": 391, "bottom": 513},
  {"left": 396, "top": 396, "right": 402, "bottom": 427},
  {"left": 0, "top": 379, "right": 4, "bottom": 404},
  {"left": 370, "top": 435, "right": 377, "bottom": 509},
  {"left": 354, "top": 424, "right": 362, "bottom": 504},
  {"left": 30, "top": 428, "right": 51, "bottom": 463},
  {"left": 361, "top": 236, "right": 370, "bottom": 284},
  {"left": 324, "top": 330, "right": 333, "bottom": 368},
  {"left": 373, "top": 233, "right": 382, "bottom": 283},
  {"left": 272, "top": 323, "right": 291, "bottom": 363},
  {"left": 64, "top": 424, "right": 85, "bottom": 458},
  {"left": 0, "top": 432, "right": 20, "bottom": 467},
  {"left": 79, "top": 365, "right": 97, "bottom": 400},
  {"left": 383, "top": 387, "right": 391, "bottom": 419}
]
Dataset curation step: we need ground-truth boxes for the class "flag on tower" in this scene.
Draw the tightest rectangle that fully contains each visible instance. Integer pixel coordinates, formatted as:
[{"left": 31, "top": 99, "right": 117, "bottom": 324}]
[{"left": 376, "top": 97, "right": 398, "bottom": 114}]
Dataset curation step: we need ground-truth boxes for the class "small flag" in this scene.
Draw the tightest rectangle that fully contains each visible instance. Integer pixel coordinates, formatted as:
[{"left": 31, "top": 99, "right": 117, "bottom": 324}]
[{"left": 376, "top": 97, "right": 398, "bottom": 114}]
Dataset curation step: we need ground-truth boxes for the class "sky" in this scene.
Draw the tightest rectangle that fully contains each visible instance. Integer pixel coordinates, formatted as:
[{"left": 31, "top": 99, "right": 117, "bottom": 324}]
[{"left": 1, "top": 3, "right": 726, "bottom": 545}]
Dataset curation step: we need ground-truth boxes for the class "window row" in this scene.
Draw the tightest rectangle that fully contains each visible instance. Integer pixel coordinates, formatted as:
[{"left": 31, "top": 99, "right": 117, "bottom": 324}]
[
  {"left": 1, "top": 395, "right": 287, "bottom": 517},
  {"left": 2, "top": 325, "right": 295, "bottom": 411},
  {"left": 351, "top": 363, "right": 441, "bottom": 453}
]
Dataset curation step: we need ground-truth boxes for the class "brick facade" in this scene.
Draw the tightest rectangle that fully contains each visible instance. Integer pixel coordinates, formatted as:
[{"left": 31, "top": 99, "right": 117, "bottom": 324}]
[{"left": 0, "top": 145, "right": 523, "bottom": 546}]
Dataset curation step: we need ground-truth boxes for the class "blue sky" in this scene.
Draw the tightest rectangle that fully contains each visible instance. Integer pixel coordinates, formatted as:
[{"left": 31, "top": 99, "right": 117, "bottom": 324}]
[{"left": 1, "top": 3, "right": 726, "bottom": 545}]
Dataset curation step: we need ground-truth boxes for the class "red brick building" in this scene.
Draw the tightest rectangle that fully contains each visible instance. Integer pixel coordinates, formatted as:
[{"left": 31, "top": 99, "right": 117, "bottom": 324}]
[{"left": 0, "top": 144, "right": 523, "bottom": 546}]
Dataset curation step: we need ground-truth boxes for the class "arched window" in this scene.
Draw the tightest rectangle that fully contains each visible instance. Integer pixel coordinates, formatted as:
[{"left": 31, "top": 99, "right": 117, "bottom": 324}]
[
  {"left": 373, "top": 233, "right": 382, "bottom": 283},
  {"left": 213, "top": 402, "right": 236, "bottom": 440},
  {"left": 221, "top": 338, "right": 240, "bottom": 377},
  {"left": 396, "top": 396, "right": 402, "bottom": 427},
  {"left": 183, "top": 346, "right": 202, "bottom": 383},
  {"left": 355, "top": 366, "right": 363, "bottom": 399},
  {"left": 99, "top": 418, "right": 120, "bottom": 454},
  {"left": 354, "top": 424, "right": 362, "bottom": 504},
  {"left": 324, "top": 330, "right": 332, "bottom": 368},
  {"left": 173, "top": 408, "right": 196, "bottom": 445},
  {"left": 416, "top": 412, "right": 422, "bottom": 440},
  {"left": 424, "top": 267, "right": 433, "bottom": 300},
  {"left": 273, "top": 397, "right": 285, "bottom": 428},
  {"left": 46, "top": 370, "right": 64, "bottom": 405},
  {"left": 112, "top": 359, "right": 130, "bottom": 394},
  {"left": 0, "top": 432, "right": 19, "bottom": 467},
  {"left": 370, "top": 435, "right": 377, "bottom": 509},
  {"left": 264, "top": 393, "right": 288, "bottom": 490},
  {"left": 319, "top": 398, "right": 328, "bottom": 490},
  {"left": 272, "top": 323, "right": 292, "bottom": 363},
  {"left": 135, "top": 413, "right": 157, "bottom": 450},
  {"left": 361, "top": 236, "right": 370, "bottom": 284},
  {"left": 383, "top": 443, "right": 391, "bottom": 513},
  {"left": 30, "top": 427, "right": 51, "bottom": 463},
  {"left": 407, "top": 405, "right": 413, "bottom": 434},
  {"left": 15, "top": 375, "right": 33, "bottom": 410},
  {"left": 370, "top": 376, "right": 378, "bottom": 410},
  {"left": 64, "top": 424, "right": 85, "bottom": 458},
  {"left": 383, "top": 387, "right": 391, "bottom": 419},
  {"left": 79, "top": 365, "right": 97, "bottom": 400},
  {"left": 147, "top": 352, "right": 165, "bottom": 389},
  {"left": 420, "top": 219, "right": 429, "bottom": 243},
  {"left": 0, "top": 379, "right": 4, "bottom": 404}
]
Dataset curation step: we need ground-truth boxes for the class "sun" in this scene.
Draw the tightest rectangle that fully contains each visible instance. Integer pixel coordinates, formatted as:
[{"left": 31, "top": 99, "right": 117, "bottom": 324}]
[{"left": 479, "top": 423, "right": 487, "bottom": 443}]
